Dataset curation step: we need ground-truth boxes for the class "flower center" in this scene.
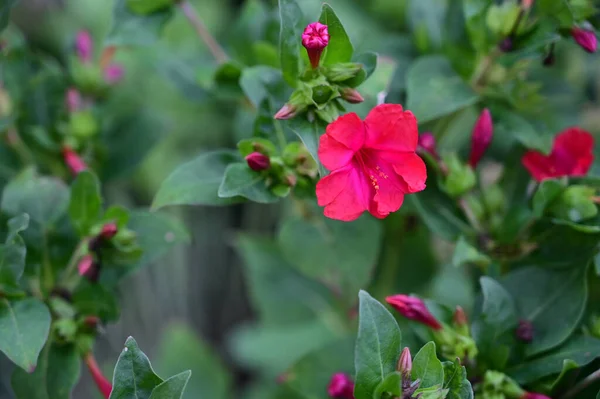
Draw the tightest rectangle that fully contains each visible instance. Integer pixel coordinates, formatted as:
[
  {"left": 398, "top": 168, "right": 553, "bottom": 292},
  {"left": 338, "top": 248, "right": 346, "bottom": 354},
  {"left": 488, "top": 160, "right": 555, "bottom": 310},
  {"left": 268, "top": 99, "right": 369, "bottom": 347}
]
[{"left": 355, "top": 150, "right": 389, "bottom": 191}]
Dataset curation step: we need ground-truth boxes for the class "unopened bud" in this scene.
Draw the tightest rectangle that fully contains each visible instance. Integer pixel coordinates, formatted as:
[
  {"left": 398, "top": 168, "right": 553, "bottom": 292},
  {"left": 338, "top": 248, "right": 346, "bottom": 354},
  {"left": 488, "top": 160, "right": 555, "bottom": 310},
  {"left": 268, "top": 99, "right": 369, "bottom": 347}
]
[
  {"left": 100, "top": 222, "right": 118, "bottom": 240},
  {"left": 66, "top": 88, "right": 82, "bottom": 113},
  {"left": 76, "top": 31, "right": 93, "bottom": 63},
  {"left": 103, "top": 63, "right": 124, "bottom": 85},
  {"left": 418, "top": 132, "right": 439, "bottom": 159},
  {"left": 521, "top": 393, "right": 551, "bottom": 399},
  {"left": 324, "top": 63, "right": 362, "bottom": 83},
  {"left": 542, "top": 47, "right": 555, "bottom": 66},
  {"left": 274, "top": 104, "right": 298, "bottom": 120},
  {"left": 84, "top": 316, "right": 100, "bottom": 329},
  {"left": 385, "top": 294, "right": 442, "bottom": 330},
  {"left": 245, "top": 152, "right": 271, "bottom": 171},
  {"left": 284, "top": 174, "right": 297, "bottom": 187},
  {"left": 327, "top": 373, "right": 354, "bottom": 399},
  {"left": 515, "top": 319, "right": 534, "bottom": 343},
  {"left": 62, "top": 146, "right": 88, "bottom": 175},
  {"left": 302, "top": 22, "right": 329, "bottom": 69},
  {"left": 78, "top": 254, "right": 99, "bottom": 282},
  {"left": 453, "top": 306, "right": 468, "bottom": 326},
  {"left": 499, "top": 37, "right": 513, "bottom": 52},
  {"left": 340, "top": 88, "right": 364, "bottom": 104},
  {"left": 468, "top": 108, "right": 493, "bottom": 168},
  {"left": 397, "top": 347, "right": 412, "bottom": 377},
  {"left": 521, "top": 0, "right": 534, "bottom": 11},
  {"left": 571, "top": 26, "right": 597, "bottom": 53}
]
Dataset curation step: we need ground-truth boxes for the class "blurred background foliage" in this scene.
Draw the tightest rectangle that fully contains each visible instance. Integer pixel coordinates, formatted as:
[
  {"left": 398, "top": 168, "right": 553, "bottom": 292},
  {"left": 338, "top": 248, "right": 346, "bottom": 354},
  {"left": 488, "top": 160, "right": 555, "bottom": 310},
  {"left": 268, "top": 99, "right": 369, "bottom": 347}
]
[{"left": 1, "top": 0, "right": 600, "bottom": 398}]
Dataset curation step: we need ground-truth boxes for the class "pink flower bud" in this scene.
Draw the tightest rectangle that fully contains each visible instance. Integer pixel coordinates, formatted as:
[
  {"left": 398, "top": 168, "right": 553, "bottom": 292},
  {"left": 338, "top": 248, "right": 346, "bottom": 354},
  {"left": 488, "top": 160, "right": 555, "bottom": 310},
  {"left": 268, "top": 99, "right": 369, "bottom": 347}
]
[
  {"left": 453, "top": 306, "right": 468, "bottom": 326},
  {"left": 571, "top": 27, "right": 597, "bottom": 53},
  {"left": 100, "top": 222, "right": 118, "bottom": 240},
  {"left": 385, "top": 294, "right": 442, "bottom": 330},
  {"left": 418, "top": 132, "right": 439, "bottom": 159},
  {"left": 468, "top": 108, "right": 493, "bottom": 168},
  {"left": 284, "top": 174, "right": 297, "bottom": 187},
  {"left": 397, "top": 347, "right": 412, "bottom": 377},
  {"left": 515, "top": 319, "right": 534, "bottom": 343},
  {"left": 84, "top": 316, "right": 100, "bottom": 329},
  {"left": 103, "top": 63, "right": 125, "bottom": 85},
  {"left": 62, "top": 146, "right": 88, "bottom": 175},
  {"left": 522, "top": 0, "right": 534, "bottom": 10},
  {"left": 76, "top": 31, "right": 93, "bottom": 63},
  {"left": 274, "top": 103, "right": 298, "bottom": 120},
  {"left": 521, "top": 392, "right": 552, "bottom": 399},
  {"left": 302, "top": 22, "right": 329, "bottom": 69},
  {"left": 340, "top": 88, "right": 364, "bottom": 104},
  {"left": 245, "top": 152, "right": 271, "bottom": 171},
  {"left": 66, "top": 88, "right": 82, "bottom": 113},
  {"left": 327, "top": 373, "right": 354, "bottom": 399},
  {"left": 77, "top": 254, "right": 99, "bottom": 281},
  {"left": 85, "top": 353, "right": 112, "bottom": 398}
]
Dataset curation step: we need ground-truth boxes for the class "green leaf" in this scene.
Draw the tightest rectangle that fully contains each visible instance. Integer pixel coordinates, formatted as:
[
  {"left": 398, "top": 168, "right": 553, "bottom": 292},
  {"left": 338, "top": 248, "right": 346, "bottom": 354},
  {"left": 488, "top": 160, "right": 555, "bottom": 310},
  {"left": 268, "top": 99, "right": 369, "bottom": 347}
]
[
  {"left": 218, "top": 163, "right": 279, "bottom": 204},
  {"left": 69, "top": 171, "right": 102, "bottom": 237},
  {"left": 532, "top": 179, "right": 565, "bottom": 218},
  {"left": 443, "top": 359, "right": 473, "bottom": 399},
  {"left": 155, "top": 324, "right": 231, "bottom": 399},
  {"left": 415, "top": 385, "right": 450, "bottom": 399},
  {"left": 507, "top": 336, "right": 600, "bottom": 384},
  {"left": 110, "top": 336, "right": 164, "bottom": 399},
  {"left": 148, "top": 371, "right": 192, "bottom": 399},
  {"left": 451, "top": 236, "right": 490, "bottom": 268},
  {"left": 278, "top": 213, "right": 382, "bottom": 302},
  {"left": 1, "top": 169, "right": 69, "bottom": 227},
  {"left": 494, "top": 111, "right": 552, "bottom": 154},
  {"left": 318, "top": 4, "right": 353, "bottom": 65},
  {"left": 0, "top": 214, "right": 28, "bottom": 293},
  {"left": 354, "top": 291, "right": 402, "bottom": 399},
  {"left": 406, "top": 55, "right": 478, "bottom": 123},
  {"left": 106, "top": 0, "right": 174, "bottom": 46},
  {"left": 239, "top": 66, "right": 285, "bottom": 109},
  {"left": 152, "top": 150, "right": 244, "bottom": 210},
  {"left": 502, "top": 266, "right": 588, "bottom": 356},
  {"left": 408, "top": 0, "right": 448, "bottom": 51},
  {"left": 287, "top": 117, "right": 326, "bottom": 176},
  {"left": 412, "top": 342, "right": 444, "bottom": 389},
  {"left": 0, "top": 298, "right": 51, "bottom": 371},
  {"left": 345, "top": 52, "right": 378, "bottom": 88},
  {"left": 72, "top": 281, "right": 120, "bottom": 322},
  {"left": 11, "top": 343, "right": 80, "bottom": 399},
  {"left": 278, "top": 0, "right": 304, "bottom": 86},
  {"left": 126, "top": 0, "right": 172, "bottom": 15},
  {"left": 0, "top": 0, "right": 18, "bottom": 33},
  {"left": 373, "top": 372, "right": 402, "bottom": 399}
]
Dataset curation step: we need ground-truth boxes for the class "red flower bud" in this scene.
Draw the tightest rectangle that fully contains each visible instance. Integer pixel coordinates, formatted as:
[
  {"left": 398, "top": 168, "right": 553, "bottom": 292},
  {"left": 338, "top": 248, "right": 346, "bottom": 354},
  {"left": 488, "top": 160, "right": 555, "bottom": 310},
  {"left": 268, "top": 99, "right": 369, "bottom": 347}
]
[
  {"left": 302, "top": 22, "right": 329, "bottom": 69},
  {"left": 66, "top": 88, "right": 82, "bottom": 113},
  {"left": 78, "top": 254, "right": 100, "bottom": 282},
  {"left": 340, "top": 88, "right": 364, "bottom": 104},
  {"left": 327, "top": 373, "right": 354, "bottom": 399},
  {"left": 453, "top": 306, "right": 468, "bottom": 326},
  {"left": 62, "top": 146, "right": 88, "bottom": 175},
  {"left": 418, "top": 132, "right": 439, "bottom": 159},
  {"left": 469, "top": 108, "right": 493, "bottom": 168},
  {"left": 76, "top": 30, "right": 93, "bottom": 63},
  {"left": 274, "top": 103, "right": 298, "bottom": 120},
  {"left": 245, "top": 152, "right": 271, "bottom": 171},
  {"left": 100, "top": 222, "right": 118, "bottom": 240},
  {"left": 521, "top": 392, "right": 552, "bottom": 399},
  {"left": 515, "top": 319, "right": 534, "bottom": 343},
  {"left": 385, "top": 294, "right": 442, "bottom": 330},
  {"left": 397, "top": 347, "right": 412, "bottom": 378},
  {"left": 104, "top": 63, "right": 125, "bottom": 85},
  {"left": 84, "top": 316, "right": 100, "bottom": 329},
  {"left": 571, "top": 27, "right": 597, "bottom": 53},
  {"left": 85, "top": 353, "right": 112, "bottom": 398}
]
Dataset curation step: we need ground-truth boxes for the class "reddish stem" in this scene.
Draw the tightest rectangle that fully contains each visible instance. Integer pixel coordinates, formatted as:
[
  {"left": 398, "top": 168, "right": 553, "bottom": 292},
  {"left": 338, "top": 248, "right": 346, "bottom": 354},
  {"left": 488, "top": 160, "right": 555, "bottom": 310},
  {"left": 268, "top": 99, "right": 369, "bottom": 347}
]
[{"left": 85, "top": 353, "right": 112, "bottom": 398}]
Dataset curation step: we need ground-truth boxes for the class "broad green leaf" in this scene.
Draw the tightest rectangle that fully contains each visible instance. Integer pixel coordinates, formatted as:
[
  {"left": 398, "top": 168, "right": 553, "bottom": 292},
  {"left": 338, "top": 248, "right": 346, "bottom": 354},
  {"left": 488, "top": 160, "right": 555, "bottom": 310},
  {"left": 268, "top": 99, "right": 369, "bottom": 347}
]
[
  {"left": 239, "top": 66, "right": 285, "bottom": 109},
  {"left": 1, "top": 169, "right": 69, "bottom": 227},
  {"left": 0, "top": 298, "right": 51, "bottom": 371},
  {"left": 155, "top": 324, "right": 231, "bottom": 399},
  {"left": 0, "top": 214, "right": 28, "bottom": 292},
  {"left": 72, "top": 281, "right": 120, "bottom": 322},
  {"left": 287, "top": 117, "right": 326, "bottom": 176},
  {"left": 278, "top": 213, "right": 382, "bottom": 302},
  {"left": 414, "top": 385, "right": 450, "bottom": 399},
  {"left": 412, "top": 342, "right": 444, "bottom": 389},
  {"left": 7, "top": 213, "right": 29, "bottom": 242},
  {"left": 373, "top": 372, "right": 402, "bottom": 399},
  {"left": 463, "top": 0, "right": 491, "bottom": 52},
  {"left": 507, "top": 336, "right": 600, "bottom": 384},
  {"left": 110, "top": 337, "right": 164, "bottom": 399},
  {"left": 495, "top": 111, "right": 552, "bottom": 154},
  {"left": 532, "top": 179, "right": 565, "bottom": 218},
  {"left": 278, "top": 0, "right": 304, "bottom": 86},
  {"left": 11, "top": 343, "right": 80, "bottom": 399},
  {"left": 345, "top": 52, "right": 378, "bottom": 89},
  {"left": 408, "top": 0, "right": 448, "bottom": 51},
  {"left": 148, "top": 371, "right": 192, "bottom": 399},
  {"left": 69, "top": 171, "right": 102, "bottom": 236},
  {"left": 443, "top": 359, "right": 473, "bottom": 399},
  {"left": 126, "top": 0, "right": 172, "bottom": 15},
  {"left": 451, "top": 236, "right": 490, "bottom": 268},
  {"left": 354, "top": 291, "right": 402, "bottom": 399},
  {"left": 406, "top": 56, "right": 478, "bottom": 123},
  {"left": 318, "top": 4, "right": 353, "bottom": 65},
  {"left": 152, "top": 150, "right": 243, "bottom": 209},
  {"left": 502, "top": 266, "right": 588, "bottom": 356},
  {"left": 0, "top": 0, "right": 18, "bottom": 32},
  {"left": 218, "top": 163, "right": 279, "bottom": 203},
  {"left": 106, "top": 0, "right": 174, "bottom": 46}
]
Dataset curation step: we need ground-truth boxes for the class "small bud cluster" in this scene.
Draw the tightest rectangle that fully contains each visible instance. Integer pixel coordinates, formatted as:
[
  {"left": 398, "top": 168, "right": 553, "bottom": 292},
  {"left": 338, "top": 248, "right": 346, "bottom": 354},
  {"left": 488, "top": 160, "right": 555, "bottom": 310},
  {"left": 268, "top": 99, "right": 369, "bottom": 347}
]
[{"left": 77, "top": 222, "right": 120, "bottom": 282}]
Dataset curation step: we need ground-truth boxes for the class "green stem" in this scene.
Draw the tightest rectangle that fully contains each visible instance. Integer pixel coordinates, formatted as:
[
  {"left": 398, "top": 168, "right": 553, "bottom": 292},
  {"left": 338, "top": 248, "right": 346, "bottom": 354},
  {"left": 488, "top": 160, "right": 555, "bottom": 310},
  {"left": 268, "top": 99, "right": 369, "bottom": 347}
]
[
  {"left": 178, "top": 0, "right": 228, "bottom": 64},
  {"left": 60, "top": 238, "right": 89, "bottom": 287},
  {"left": 273, "top": 119, "right": 287, "bottom": 151}
]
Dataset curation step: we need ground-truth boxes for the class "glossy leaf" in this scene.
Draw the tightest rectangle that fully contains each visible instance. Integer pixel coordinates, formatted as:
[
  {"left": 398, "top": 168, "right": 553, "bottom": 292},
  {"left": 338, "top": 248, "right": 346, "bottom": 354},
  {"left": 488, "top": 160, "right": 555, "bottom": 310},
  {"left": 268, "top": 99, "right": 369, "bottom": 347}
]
[
  {"left": 69, "top": 171, "right": 102, "bottom": 236},
  {"left": 373, "top": 372, "right": 402, "bottom": 398},
  {"left": 443, "top": 359, "right": 473, "bottom": 399},
  {"left": 354, "top": 290, "right": 402, "bottom": 399},
  {"left": 318, "top": 4, "right": 353, "bottom": 65},
  {"left": 278, "top": 0, "right": 304, "bottom": 86},
  {"left": 148, "top": 371, "right": 192, "bottom": 399},
  {"left": 107, "top": 0, "right": 174, "bottom": 46},
  {"left": 412, "top": 342, "right": 444, "bottom": 389},
  {"left": 218, "top": 163, "right": 279, "bottom": 204}
]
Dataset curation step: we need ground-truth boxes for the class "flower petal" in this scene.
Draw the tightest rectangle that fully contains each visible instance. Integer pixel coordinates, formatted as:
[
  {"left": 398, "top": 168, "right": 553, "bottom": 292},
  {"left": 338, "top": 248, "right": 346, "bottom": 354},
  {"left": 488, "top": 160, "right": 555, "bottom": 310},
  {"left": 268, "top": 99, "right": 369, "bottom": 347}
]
[
  {"left": 316, "top": 167, "right": 351, "bottom": 206},
  {"left": 318, "top": 133, "right": 355, "bottom": 171},
  {"left": 364, "top": 104, "right": 418, "bottom": 152},
  {"left": 317, "top": 165, "right": 371, "bottom": 221},
  {"left": 522, "top": 151, "right": 554, "bottom": 182},
  {"left": 325, "top": 112, "right": 365, "bottom": 151},
  {"left": 393, "top": 153, "right": 427, "bottom": 193},
  {"left": 554, "top": 127, "right": 595, "bottom": 175}
]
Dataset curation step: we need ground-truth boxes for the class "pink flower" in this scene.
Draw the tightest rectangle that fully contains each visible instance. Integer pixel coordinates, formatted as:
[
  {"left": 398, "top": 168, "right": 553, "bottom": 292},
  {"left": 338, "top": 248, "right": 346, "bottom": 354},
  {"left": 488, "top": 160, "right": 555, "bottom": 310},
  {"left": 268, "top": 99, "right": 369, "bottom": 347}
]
[
  {"left": 85, "top": 353, "right": 112, "bottom": 398},
  {"left": 571, "top": 27, "right": 597, "bottom": 53},
  {"left": 245, "top": 152, "right": 271, "bottom": 171},
  {"left": 316, "top": 104, "right": 426, "bottom": 221},
  {"left": 100, "top": 222, "right": 118, "bottom": 240},
  {"left": 521, "top": 392, "right": 552, "bottom": 399},
  {"left": 522, "top": 127, "right": 594, "bottom": 182},
  {"left": 385, "top": 294, "right": 442, "bottom": 330},
  {"left": 469, "top": 108, "right": 493, "bottom": 168},
  {"left": 302, "top": 22, "right": 329, "bottom": 68},
  {"left": 417, "top": 132, "right": 438, "bottom": 159},
  {"left": 65, "top": 88, "right": 82, "bottom": 113},
  {"left": 103, "top": 63, "right": 124, "bottom": 85},
  {"left": 76, "top": 31, "right": 93, "bottom": 63},
  {"left": 62, "top": 146, "right": 88, "bottom": 175},
  {"left": 327, "top": 373, "right": 354, "bottom": 399}
]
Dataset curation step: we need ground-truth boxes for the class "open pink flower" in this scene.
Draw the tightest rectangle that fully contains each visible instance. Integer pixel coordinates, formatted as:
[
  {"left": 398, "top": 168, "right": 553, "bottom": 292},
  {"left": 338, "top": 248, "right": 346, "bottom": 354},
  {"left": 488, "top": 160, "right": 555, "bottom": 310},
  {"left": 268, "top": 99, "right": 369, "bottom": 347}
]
[
  {"left": 316, "top": 104, "right": 426, "bottom": 221},
  {"left": 521, "top": 127, "right": 594, "bottom": 182}
]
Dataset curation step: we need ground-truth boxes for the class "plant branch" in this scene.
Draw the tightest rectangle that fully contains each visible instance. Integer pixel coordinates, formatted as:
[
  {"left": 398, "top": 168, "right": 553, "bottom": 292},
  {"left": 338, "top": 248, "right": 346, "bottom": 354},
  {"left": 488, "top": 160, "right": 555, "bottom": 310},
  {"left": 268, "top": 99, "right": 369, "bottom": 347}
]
[
  {"left": 561, "top": 368, "right": 600, "bottom": 399},
  {"left": 178, "top": 0, "right": 228, "bottom": 64}
]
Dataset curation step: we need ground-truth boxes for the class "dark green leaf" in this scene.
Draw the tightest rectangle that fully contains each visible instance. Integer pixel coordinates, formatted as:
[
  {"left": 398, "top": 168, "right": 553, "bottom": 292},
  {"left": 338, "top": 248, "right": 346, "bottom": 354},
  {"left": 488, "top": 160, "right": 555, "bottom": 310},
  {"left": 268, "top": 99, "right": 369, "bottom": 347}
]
[
  {"left": 451, "top": 236, "right": 490, "bottom": 268},
  {"left": 110, "top": 336, "right": 164, "bottom": 399},
  {"left": 318, "top": 4, "right": 353, "bottom": 65},
  {"left": 126, "top": 0, "right": 172, "bottom": 15},
  {"left": 11, "top": 343, "right": 80, "bottom": 399},
  {"left": 0, "top": 0, "right": 18, "bottom": 33},
  {"left": 148, "top": 371, "right": 192, "bottom": 399},
  {"left": 495, "top": 111, "right": 553, "bottom": 154},
  {"left": 412, "top": 342, "right": 444, "bottom": 389},
  {"left": 415, "top": 385, "right": 450, "bottom": 399},
  {"left": 278, "top": 0, "right": 304, "bottom": 86},
  {"left": 218, "top": 163, "right": 279, "bottom": 204},
  {"left": 408, "top": 0, "right": 448, "bottom": 51},
  {"left": 152, "top": 150, "right": 244, "bottom": 210},
  {"left": 354, "top": 291, "right": 402, "bottom": 399},
  {"left": 240, "top": 66, "right": 285, "bottom": 109},
  {"left": 72, "top": 281, "right": 120, "bottom": 322},
  {"left": 287, "top": 117, "right": 326, "bottom": 176},
  {"left": 0, "top": 298, "right": 51, "bottom": 371},
  {"left": 532, "top": 179, "right": 565, "bottom": 218},
  {"left": 69, "top": 171, "right": 102, "bottom": 237},
  {"left": 374, "top": 372, "right": 402, "bottom": 398},
  {"left": 156, "top": 58, "right": 208, "bottom": 102},
  {"left": 443, "top": 359, "right": 473, "bottom": 399},
  {"left": 106, "top": 0, "right": 174, "bottom": 46},
  {"left": 0, "top": 214, "right": 28, "bottom": 292},
  {"left": 406, "top": 55, "right": 478, "bottom": 123}
]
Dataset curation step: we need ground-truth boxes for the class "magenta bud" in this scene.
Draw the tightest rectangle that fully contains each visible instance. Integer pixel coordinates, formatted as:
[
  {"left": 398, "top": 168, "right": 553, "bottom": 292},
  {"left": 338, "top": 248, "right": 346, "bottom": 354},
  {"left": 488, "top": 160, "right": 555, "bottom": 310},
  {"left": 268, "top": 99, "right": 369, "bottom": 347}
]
[
  {"left": 327, "top": 373, "right": 354, "bottom": 399},
  {"left": 103, "top": 63, "right": 125, "bottom": 85},
  {"left": 100, "top": 222, "right": 118, "bottom": 240},
  {"left": 515, "top": 319, "right": 534, "bottom": 343},
  {"left": 62, "top": 146, "right": 88, "bottom": 175},
  {"left": 78, "top": 254, "right": 99, "bottom": 282},
  {"left": 453, "top": 306, "right": 468, "bottom": 326},
  {"left": 245, "top": 152, "right": 271, "bottom": 171},
  {"left": 521, "top": 393, "right": 552, "bottom": 399},
  {"left": 66, "top": 88, "right": 82, "bottom": 113},
  {"left": 499, "top": 37, "right": 514, "bottom": 52},
  {"left": 418, "top": 132, "right": 439, "bottom": 159},
  {"left": 340, "top": 88, "right": 364, "bottom": 104},
  {"left": 302, "top": 22, "right": 329, "bottom": 69},
  {"left": 468, "top": 108, "right": 493, "bottom": 168},
  {"left": 386, "top": 294, "right": 442, "bottom": 330},
  {"left": 76, "top": 30, "right": 93, "bottom": 63},
  {"left": 274, "top": 104, "right": 298, "bottom": 120},
  {"left": 397, "top": 347, "right": 412, "bottom": 377},
  {"left": 571, "top": 27, "right": 597, "bottom": 53}
]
